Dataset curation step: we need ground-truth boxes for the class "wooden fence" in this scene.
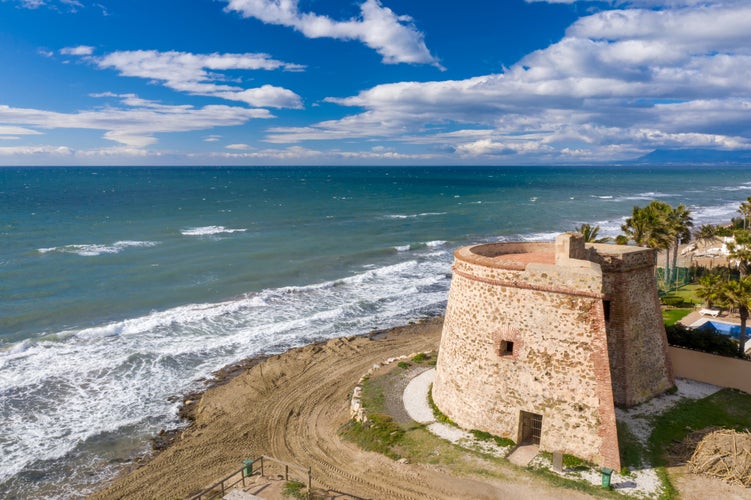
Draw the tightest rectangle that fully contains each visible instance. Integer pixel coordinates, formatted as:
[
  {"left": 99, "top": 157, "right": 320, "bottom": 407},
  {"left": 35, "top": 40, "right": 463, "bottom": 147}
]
[{"left": 188, "top": 455, "right": 312, "bottom": 500}]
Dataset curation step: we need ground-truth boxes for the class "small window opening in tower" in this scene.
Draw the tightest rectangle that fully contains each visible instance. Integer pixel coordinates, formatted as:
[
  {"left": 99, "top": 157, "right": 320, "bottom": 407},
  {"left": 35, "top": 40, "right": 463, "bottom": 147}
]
[
  {"left": 499, "top": 340, "right": 514, "bottom": 356},
  {"left": 603, "top": 300, "right": 611, "bottom": 323}
]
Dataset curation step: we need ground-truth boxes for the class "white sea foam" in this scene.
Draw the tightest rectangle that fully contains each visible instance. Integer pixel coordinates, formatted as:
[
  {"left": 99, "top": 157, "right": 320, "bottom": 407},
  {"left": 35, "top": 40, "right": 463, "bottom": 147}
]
[
  {"left": 613, "top": 191, "right": 678, "bottom": 202},
  {"left": 393, "top": 240, "right": 447, "bottom": 252},
  {"left": 384, "top": 212, "right": 446, "bottom": 220},
  {"left": 690, "top": 201, "right": 741, "bottom": 224},
  {"left": 517, "top": 231, "right": 561, "bottom": 242},
  {"left": 180, "top": 226, "right": 247, "bottom": 236},
  {"left": 717, "top": 182, "right": 751, "bottom": 192},
  {"left": 0, "top": 254, "right": 452, "bottom": 488},
  {"left": 37, "top": 240, "right": 159, "bottom": 257}
]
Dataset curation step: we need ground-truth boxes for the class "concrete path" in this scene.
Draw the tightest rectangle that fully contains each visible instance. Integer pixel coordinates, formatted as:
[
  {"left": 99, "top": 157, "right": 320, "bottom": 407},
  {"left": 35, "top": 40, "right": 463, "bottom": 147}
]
[
  {"left": 402, "top": 368, "right": 435, "bottom": 423},
  {"left": 507, "top": 445, "right": 540, "bottom": 467}
]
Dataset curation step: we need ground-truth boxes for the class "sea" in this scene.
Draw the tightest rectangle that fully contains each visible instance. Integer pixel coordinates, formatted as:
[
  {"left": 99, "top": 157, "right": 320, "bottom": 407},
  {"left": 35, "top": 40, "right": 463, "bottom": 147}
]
[{"left": 1, "top": 165, "right": 750, "bottom": 498}]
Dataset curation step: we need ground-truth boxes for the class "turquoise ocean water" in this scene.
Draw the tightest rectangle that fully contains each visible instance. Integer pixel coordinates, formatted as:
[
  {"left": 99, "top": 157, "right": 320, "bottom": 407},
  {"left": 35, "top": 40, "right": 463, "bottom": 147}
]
[{"left": 2, "top": 165, "right": 751, "bottom": 498}]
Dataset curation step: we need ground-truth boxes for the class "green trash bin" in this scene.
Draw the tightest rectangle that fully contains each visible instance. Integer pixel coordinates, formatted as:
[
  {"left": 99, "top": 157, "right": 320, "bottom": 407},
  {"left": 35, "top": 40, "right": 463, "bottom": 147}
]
[
  {"left": 601, "top": 468, "right": 613, "bottom": 488},
  {"left": 243, "top": 458, "right": 254, "bottom": 477}
]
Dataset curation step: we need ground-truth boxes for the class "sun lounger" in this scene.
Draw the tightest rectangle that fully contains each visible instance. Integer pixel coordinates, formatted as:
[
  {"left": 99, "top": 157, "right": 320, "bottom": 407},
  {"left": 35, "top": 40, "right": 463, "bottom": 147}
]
[{"left": 699, "top": 308, "right": 720, "bottom": 317}]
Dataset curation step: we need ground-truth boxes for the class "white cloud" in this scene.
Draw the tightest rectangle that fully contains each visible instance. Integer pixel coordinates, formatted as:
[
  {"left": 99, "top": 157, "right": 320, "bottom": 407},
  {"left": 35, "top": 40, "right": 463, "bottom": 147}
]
[
  {"left": 60, "top": 45, "right": 94, "bottom": 56},
  {"left": 225, "top": 143, "right": 252, "bottom": 150},
  {"left": 223, "top": 0, "right": 441, "bottom": 67},
  {"left": 0, "top": 96, "right": 273, "bottom": 147},
  {"left": 13, "top": 0, "right": 47, "bottom": 8},
  {"left": 7, "top": 0, "right": 91, "bottom": 11},
  {"left": 0, "top": 144, "right": 73, "bottom": 155},
  {"left": 0, "top": 125, "right": 42, "bottom": 136},
  {"left": 204, "top": 134, "right": 222, "bottom": 142},
  {"left": 264, "top": 1, "right": 751, "bottom": 162},
  {"left": 92, "top": 50, "right": 304, "bottom": 108},
  {"left": 210, "top": 145, "right": 440, "bottom": 164}
]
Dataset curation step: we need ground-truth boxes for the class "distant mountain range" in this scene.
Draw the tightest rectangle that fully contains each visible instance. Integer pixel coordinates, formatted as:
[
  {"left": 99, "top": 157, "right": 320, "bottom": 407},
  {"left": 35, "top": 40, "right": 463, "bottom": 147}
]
[{"left": 629, "top": 149, "right": 751, "bottom": 165}]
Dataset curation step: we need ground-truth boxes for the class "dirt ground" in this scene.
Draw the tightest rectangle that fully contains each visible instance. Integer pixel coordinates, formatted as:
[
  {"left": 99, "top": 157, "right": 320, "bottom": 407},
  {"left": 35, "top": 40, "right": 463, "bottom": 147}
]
[
  {"left": 89, "top": 316, "right": 746, "bottom": 500},
  {"left": 89, "top": 318, "right": 596, "bottom": 500}
]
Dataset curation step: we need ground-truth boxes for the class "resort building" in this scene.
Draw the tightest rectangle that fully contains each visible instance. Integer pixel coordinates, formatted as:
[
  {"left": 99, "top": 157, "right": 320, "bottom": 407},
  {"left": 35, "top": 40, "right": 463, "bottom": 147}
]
[{"left": 432, "top": 233, "right": 674, "bottom": 470}]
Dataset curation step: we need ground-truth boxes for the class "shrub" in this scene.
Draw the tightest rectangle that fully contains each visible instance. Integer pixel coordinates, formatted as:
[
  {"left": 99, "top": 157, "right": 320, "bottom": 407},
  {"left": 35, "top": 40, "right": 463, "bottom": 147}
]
[
  {"left": 469, "top": 429, "right": 515, "bottom": 448},
  {"left": 412, "top": 353, "right": 429, "bottom": 363},
  {"left": 661, "top": 296, "right": 688, "bottom": 307},
  {"left": 665, "top": 324, "right": 741, "bottom": 358},
  {"left": 282, "top": 480, "right": 306, "bottom": 499},
  {"left": 340, "top": 413, "right": 404, "bottom": 459}
]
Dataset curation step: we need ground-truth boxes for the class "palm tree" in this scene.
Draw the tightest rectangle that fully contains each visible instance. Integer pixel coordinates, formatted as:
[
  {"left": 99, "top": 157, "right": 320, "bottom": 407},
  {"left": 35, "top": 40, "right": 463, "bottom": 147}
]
[
  {"left": 715, "top": 277, "right": 751, "bottom": 356},
  {"left": 727, "top": 230, "right": 751, "bottom": 277},
  {"left": 738, "top": 197, "right": 751, "bottom": 230},
  {"left": 620, "top": 202, "right": 672, "bottom": 248},
  {"left": 621, "top": 201, "right": 673, "bottom": 287},
  {"left": 696, "top": 272, "right": 724, "bottom": 309},
  {"left": 574, "top": 223, "right": 612, "bottom": 243},
  {"left": 693, "top": 224, "right": 720, "bottom": 249},
  {"left": 668, "top": 204, "right": 693, "bottom": 289}
]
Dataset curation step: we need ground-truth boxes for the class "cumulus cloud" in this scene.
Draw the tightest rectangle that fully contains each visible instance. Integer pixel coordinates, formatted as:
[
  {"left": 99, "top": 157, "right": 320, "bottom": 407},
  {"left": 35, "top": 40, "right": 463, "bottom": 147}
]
[
  {"left": 0, "top": 95, "right": 273, "bottom": 147},
  {"left": 8, "top": 0, "right": 84, "bottom": 11},
  {"left": 264, "top": 1, "right": 751, "bottom": 162},
  {"left": 92, "top": 50, "right": 304, "bottom": 108},
  {"left": 0, "top": 144, "right": 73, "bottom": 155},
  {"left": 223, "top": 0, "right": 441, "bottom": 67},
  {"left": 0, "top": 125, "right": 42, "bottom": 138},
  {"left": 60, "top": 45, "right": 94, "bottom": 56}
]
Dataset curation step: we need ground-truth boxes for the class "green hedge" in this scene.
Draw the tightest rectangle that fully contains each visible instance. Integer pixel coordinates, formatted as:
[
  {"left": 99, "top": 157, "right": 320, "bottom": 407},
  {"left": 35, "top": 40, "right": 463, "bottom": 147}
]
[{"left": 665, "top": 324, "right": 741, "bottom": 358}]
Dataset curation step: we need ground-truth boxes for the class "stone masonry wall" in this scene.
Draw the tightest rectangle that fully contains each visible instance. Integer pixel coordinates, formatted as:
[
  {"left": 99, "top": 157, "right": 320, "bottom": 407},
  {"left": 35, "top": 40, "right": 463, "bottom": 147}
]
[
  {"left": 433, "top": 247, "right": 621, "bottom": 469},
  {"left": 602, "top": 263, "right": 674, "bottom": 406}
]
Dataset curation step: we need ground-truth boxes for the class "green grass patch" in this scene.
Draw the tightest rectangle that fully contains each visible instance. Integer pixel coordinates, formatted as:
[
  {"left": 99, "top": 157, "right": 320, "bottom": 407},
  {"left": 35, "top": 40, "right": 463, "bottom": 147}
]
[
  {"left": 400, "top": 426, "right": 480, "bottom": 467},
  {"left": 469, "top": 429, "right": 515, "bottom": 448},
  {"left": 616, "top": 421, "right": 645, "bottom": 471},
  {"left": 660, "top": 284, "right": 701, "bottom": 307},
  {"left": 648, "top": 389, "right": 751, "bottom": 497},
  {"left": 427, "top": 384, "right": 455, "bottom": 425},
  {"left": 282, "top": 480, "right": 306, "bottom": 499},
  {"left": 412, "top": 352, "right": 429, "bottom": 363},
  {"left": 340, "top": 413, "right": 405, "bottom": 460},
  {"left": 538, "top": 451, "right": 595, "bottom": 472},
  {"left": 649, "top": 389, "right": 751, "bottom": 465},
  {"left": 397, "top": 361, "right": 411, "bottom": 369},
  {"left": 662, "top": 308, "right": 692, "bottom": 326},
  {"left": 528, "top": 468, "right": 621, "bottom": 498},
  {"left": 361, "top": 376, "right": 385, "bottom": 410}
]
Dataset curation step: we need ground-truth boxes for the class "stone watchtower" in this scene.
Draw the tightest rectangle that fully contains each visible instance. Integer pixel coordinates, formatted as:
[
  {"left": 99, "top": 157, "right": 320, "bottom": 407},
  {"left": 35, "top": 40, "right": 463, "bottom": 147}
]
[{"left": 432, "top": 233, "right": 673, "bottom": 469}]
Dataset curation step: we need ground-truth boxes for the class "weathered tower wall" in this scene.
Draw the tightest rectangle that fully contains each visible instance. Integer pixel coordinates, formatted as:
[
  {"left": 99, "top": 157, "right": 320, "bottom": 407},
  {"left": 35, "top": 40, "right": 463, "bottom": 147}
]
[
  {"left": 433, "top": 234, "right": 674, "bottom": 470},
  {"left": 593, "top": 245, "right": 674, "bottom": 406}
]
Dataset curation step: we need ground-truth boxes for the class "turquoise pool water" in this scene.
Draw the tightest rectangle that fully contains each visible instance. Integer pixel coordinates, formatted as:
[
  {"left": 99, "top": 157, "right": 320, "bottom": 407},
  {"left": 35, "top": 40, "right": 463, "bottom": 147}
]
[{"left": 700, "top": 320, "right": 744, "bottom": 339}]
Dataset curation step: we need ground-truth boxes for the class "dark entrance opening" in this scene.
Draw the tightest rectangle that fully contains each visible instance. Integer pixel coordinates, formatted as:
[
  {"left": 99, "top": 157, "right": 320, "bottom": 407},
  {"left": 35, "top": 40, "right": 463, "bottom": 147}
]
[{"left": 519, "top": 411, "right": 543, "bottom": 445}]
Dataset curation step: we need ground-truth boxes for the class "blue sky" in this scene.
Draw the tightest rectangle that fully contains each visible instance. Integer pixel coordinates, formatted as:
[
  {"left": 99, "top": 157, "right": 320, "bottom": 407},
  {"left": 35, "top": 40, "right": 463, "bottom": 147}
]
[{"left": 0, "top": 0, "right": 750, "bottom": 165}]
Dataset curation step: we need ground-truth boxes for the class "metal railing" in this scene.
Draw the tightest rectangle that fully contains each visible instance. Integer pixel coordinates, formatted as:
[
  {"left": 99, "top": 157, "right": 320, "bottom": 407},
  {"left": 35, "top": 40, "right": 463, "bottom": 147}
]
[{"left": 188, "top": 455, "right": 312, "bottom": 500}]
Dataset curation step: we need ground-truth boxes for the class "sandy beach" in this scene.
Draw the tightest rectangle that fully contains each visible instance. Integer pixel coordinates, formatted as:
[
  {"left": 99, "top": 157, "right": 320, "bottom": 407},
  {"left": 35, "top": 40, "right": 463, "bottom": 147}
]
[{"left": 89, "top": 318, "right": 595, "bottom": 500}]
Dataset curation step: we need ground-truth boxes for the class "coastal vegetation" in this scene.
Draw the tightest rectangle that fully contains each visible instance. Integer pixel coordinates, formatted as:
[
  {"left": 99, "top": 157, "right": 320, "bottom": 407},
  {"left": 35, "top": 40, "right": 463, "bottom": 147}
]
[
  {"left": 575, "top": 223, "right": 611, "bottom": 243},
  {"left": 581, "top": 195, "right": 751, "bottom": 357},
  {"left": 665, "top": 324, "right": 741, "bottom": 358}
]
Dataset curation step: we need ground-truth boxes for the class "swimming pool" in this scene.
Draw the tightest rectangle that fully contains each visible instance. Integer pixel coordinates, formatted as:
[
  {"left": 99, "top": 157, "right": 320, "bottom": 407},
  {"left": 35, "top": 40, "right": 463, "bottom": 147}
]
[{"left": 698, "top": 320, "right": 745, "bottom": 339}]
